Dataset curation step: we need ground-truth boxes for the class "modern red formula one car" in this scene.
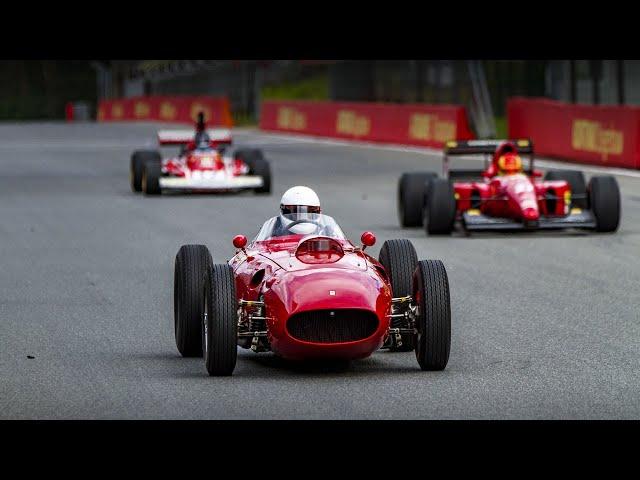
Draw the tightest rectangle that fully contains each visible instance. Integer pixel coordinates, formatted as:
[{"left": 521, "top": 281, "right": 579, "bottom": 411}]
[
  {"left": 130, "top": 113, "right": 271, "bottom": 195},
  {"left": 398, "top": 139, "right": 621, "bottom": 234},
  {"left": 172, "top": 213, "right": 451, "bottom": 375}
]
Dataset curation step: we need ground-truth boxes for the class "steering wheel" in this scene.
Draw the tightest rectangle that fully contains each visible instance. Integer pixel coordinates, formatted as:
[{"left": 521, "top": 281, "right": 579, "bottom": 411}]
[{"left": 285, "top": 218, "right": 323, "bottom": 234}]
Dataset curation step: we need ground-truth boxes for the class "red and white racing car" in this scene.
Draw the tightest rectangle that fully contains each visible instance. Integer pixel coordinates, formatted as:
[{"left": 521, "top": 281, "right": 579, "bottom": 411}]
[
  {"left": 130, "top": 114, "right": 271, "bottom": 195},
  {"left": 173, "top": 213, "right": 451, "bottom": 376}
]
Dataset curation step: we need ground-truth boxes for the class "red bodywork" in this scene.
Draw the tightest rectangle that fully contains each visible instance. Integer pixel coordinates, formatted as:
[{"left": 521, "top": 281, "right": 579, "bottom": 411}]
[
  {"left": 455, "top": 174, "right": 571, "bottom": 220},
  {"left": 229, "top": 235, "right": 392, "bottom": 361},
  {"left": 162, "top": 149, "right": 249, "bottom": 178},
  {"left": 453, "top": 143, "right": 571, "bottom": 224}
]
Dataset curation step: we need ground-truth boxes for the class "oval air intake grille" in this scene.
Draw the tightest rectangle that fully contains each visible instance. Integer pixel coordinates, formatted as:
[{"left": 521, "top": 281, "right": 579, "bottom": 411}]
[{"left": 286, "top": 309, "right": 378, "bottom": 343}]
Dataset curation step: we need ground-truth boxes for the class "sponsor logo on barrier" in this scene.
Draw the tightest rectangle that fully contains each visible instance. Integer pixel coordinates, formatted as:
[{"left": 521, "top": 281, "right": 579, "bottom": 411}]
[
  {"left": 277, "top": 107, "right": 307, "bottom": 130},
  {"left": 409, "top": 113, "right": 456, "bottom": 143},
  {"left": 160, "top": 102, "right": 177, "bottom": 120},
  {"left": 572, "top": 119, "right": 624, "bottom": 160},
  {"left": 111, "top": 103, "right": 123, "bottom": 119},
  {"left": 134, "top": 101, "right": 150, "bottom": 119},
  {"left": 190, "top": 103, "right": 212, "bottom": 123},
  {"left": 336, "top": 110, "right": 370, "bottom": 137}
]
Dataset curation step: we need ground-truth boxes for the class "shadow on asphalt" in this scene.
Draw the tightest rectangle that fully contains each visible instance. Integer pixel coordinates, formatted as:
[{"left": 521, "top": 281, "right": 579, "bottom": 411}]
[
  {"left": 129, "top": 351, "right": 423, "bottom": 379},
  {"left": 242, "top": 351, "right": 421, "bottom": 377}
]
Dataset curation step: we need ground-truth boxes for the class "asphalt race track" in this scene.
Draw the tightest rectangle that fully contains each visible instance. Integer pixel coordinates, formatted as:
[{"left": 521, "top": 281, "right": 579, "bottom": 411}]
[{"left": 1, "top": 122, "right": 639, "bottom": 419}]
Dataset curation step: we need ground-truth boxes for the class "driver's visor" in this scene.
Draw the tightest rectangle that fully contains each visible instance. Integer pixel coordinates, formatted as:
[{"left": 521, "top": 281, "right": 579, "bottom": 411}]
[{"left": 280, "top": 204, "right": 321, "bottom": 215}]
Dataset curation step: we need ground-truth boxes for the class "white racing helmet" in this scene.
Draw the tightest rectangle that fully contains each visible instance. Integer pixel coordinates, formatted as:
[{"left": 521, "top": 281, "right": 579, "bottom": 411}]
[
  {"left": 279, "top": 186, "right": 321, "bottom": 215},
  {"left": 279, "top": 186, "right": 322, "bottom": 235}
]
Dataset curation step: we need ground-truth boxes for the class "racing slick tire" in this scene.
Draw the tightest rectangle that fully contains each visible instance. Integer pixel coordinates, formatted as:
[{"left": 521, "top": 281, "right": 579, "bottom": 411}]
[
  {"left": 413, "top": 260, "right": 451, "bottom": 371},
  {"left": 142, "top": 159, "right": 162, "bottom": 195},
  {"left": 588, "top": 176, "right": 621, "bottom": 232},
  {"left": 131, "top": 150, "right": 160, "bottom": 193},
  {"left": 544, "top": 170, "right": 588, "bottom": 209},
  {"left": 203, "top": 263, "right": 238, "bottom": 376},
  {"left": 249, "top": 157, "right": 272, "bottom": 195},
  {"left": 378, "top": 239, "right": 418, "bottom": 352},
  {"left": 235, "top": 148, "right": 264, "bottom": 166},
  {"left": 423, "top": 179, "right": 456, "bottom": 235},
  {"left": 174, "top": 245, "right": 212, "bottom": 357},
  {"left": 398, "top": 172, "right": 438, "bottom": 227}
]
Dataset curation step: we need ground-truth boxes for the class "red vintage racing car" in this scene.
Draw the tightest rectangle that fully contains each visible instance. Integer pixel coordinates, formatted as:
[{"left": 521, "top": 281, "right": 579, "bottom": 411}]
[
  {"left": 398, "top": 139, "right": 621, "bottom": 234},
  {"left": 173, "top": 213, "right": 451, "bottom": 375},
  {"left": 130, "top": 114, "right": 271, "bottom": 195}
]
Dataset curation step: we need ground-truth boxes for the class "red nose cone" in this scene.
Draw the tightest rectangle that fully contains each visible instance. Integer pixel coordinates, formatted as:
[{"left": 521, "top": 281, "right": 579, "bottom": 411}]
[
  {"left": 233, "top": 235, "right": 247, "bottom": 249},
  {"left": 361, "top": 231, "right": 376, "bottom": 247},
  {"left": 523, "top": 208, "right": 539, "bottom": 221}
]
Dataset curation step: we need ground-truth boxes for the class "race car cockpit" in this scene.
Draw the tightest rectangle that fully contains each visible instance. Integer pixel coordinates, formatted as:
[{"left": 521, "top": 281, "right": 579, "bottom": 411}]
[{"left": 253, "top": 213, "right": 346, "bottom": 242}]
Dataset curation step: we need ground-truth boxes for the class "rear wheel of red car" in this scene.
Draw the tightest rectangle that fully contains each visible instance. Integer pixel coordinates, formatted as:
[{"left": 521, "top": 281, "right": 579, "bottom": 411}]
[
  {"left": 398, "top": 172, "right": 438, "bottom": 227},
  {"left": 544, "top": 170, "right": 587, "bottom": 209},
  {"left": 142, "top": 159, "right": 162, "bottom": 195},
  {"left": 174, "top": 245, "right": 211, "bottom": 357},
  {"left": 131, "top": 150, "right": 160, "bottom": 193},
  {"left": 203, "top": 263, "right": 238, "bottom": 376},
  {"left": 589, "top": 176, "right": 621, "bottom": 232},
  {"left": 235, "top": 148, "right": 263, "bottom": 164},
  {"left": 249, "top": 156, "right": 272, "bottom": 194},
  {"left": 424, "top": 179, "right": 456, "bottom": 235},
  {"left": 413, "top": 260, "right": 451, "bottom": 371},
  {"left": 378, "top": 239, "right": 418, "bottom": 352}
]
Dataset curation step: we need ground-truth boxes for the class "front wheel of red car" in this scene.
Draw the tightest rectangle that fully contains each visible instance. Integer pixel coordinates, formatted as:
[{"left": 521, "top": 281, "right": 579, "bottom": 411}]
[
  {"left": 378, "top": 239, "right": 418, "bottom": 352},
  {"left": 413, "top": 260, "right": 451, "bottom": 371},
  {"left": 174, "top": 245, "right": 211, "bottom": 357},
  {"left": 131, "top": 150, "right": 160, "bottom": 193},
  {"left": 203, "top": 263, "right": 238, "bottom": 376},
  {"left": 398, "top": 172, "right": 438, "bottom": 227},
  {"left": 423, "top": 179, "right": 456, "bottom": 235},
  {"left": 250, "top": 157, "right": 272, "bottom": 195},
  {"left": 589, "top": 175, "right": 621, "bottom": 232},
  {"left": 142, "top": 159, "right": 162, "bottom": 195}
]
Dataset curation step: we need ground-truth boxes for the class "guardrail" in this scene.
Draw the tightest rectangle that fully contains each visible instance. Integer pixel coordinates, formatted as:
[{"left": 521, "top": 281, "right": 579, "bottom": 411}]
[{"left": 259, "top": 100, "right": 474, "bottom": 148}]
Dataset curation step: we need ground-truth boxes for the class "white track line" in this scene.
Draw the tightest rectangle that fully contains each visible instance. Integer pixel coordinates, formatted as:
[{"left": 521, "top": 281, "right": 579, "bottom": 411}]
[{"left": 234, "top": 128, "right": 640, "bottom": 180}]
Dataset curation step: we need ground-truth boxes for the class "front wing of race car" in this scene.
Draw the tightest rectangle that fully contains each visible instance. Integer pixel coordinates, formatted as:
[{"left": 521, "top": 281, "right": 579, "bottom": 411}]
[
  {"left": 159, "top": 175, "right": 263, "bottom": 191},
  {"left": 461, "top": 208, "right": 597, "bottom": 231}
]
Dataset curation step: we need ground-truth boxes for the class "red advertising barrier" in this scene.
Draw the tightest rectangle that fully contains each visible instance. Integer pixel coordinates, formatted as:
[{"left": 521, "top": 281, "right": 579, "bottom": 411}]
[
  {"left": 97, "top": 96, "right": 233, "bottom": 127},
  {"left": 259, "top": 100, "right": 474, "bottom": 148},
  {"left": 508, "top": 97, "right": 640, "bottom": 169}
]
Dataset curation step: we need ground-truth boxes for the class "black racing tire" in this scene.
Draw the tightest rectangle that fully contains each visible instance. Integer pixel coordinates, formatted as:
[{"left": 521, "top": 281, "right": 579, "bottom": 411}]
[
  {"left": 235, "top": 148, "right": 264, "bottom": 167},
  {"left": 174, "top": 245, "right": 212, "bottom": 357},
  {"left": 131, "top": 150, "right": 160, "bottom": 193},
  {"left": 588, "top": 176, "right": 621, "bottom": 232},
  {"left": 413, "top": 260, "right": 451, "bottom": 371},
  {"left": 424, "top": 179, "right": 456, "bottom": 235},
  {"left": 398, "top": 172, "right": 438, "bottom": 227},
  {"left": 378, "top": 239, "right": 419, "bottom": 352},
  {"left": 203, "top": 263, "right": 238, "bottom": 376},
  {"left": 249, "top": 156, "right": 272, "bottom": 194},
  {"left": 544, "top": 169, "right": 588, "bottom": 209},
  {"left": 142, "top": 158, "right": 162, "bottom": 195}
]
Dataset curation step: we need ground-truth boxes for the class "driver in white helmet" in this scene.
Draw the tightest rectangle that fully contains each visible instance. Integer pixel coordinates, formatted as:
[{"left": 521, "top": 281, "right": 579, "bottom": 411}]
[{"left": 271, "top": 186, "right": 322, "bottom": 237}]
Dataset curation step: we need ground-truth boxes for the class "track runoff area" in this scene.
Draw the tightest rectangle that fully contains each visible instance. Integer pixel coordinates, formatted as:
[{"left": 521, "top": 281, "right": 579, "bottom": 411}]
[{"left": 0, "top": 122, "right": 638, "bottom": 419}]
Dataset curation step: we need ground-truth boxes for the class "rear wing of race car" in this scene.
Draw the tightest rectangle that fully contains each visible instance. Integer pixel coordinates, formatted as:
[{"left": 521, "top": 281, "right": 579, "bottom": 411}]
[
  {"left": 157, "top": 129, "right": 233, "bottom": 147},
  {"left": 442, "top": 138, "right": 535, "bottom": 179}
]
